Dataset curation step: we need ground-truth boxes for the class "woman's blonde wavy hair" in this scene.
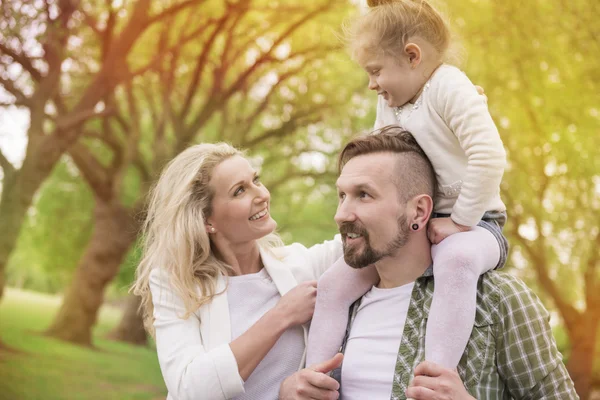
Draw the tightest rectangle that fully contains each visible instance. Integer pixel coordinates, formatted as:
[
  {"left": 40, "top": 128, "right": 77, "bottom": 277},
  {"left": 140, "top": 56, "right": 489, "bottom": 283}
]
[{"left": 132, "top": 143, "right": 283, "bottom": 336}]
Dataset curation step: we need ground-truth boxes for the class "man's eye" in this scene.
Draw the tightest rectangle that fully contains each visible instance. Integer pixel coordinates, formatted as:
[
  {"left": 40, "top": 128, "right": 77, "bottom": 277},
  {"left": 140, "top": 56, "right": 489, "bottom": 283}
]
[
  {"left": 359, "top": 191, "right": 370, "bottom": 198},
  {"left": 253, "top": 176, "right": 261, "bottom": 184},
  {"left": 338, "top": 192, "right": 346, "bottom": 200}
]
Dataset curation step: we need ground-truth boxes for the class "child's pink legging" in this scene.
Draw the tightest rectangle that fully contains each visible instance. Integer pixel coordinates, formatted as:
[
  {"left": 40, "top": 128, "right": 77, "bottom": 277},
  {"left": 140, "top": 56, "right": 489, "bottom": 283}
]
[{"left": 306, "top": 226, "right": 500, "bottom": 369}]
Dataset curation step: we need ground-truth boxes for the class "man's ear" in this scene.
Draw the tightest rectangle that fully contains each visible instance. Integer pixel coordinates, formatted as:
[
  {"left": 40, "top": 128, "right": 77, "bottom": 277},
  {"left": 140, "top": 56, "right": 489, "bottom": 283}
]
[
  {"left": 404, "top": 42, "right": 422, "bottom": 69},
  {"left": 407, "top": 194, "right": 433, "bottom": 231}
]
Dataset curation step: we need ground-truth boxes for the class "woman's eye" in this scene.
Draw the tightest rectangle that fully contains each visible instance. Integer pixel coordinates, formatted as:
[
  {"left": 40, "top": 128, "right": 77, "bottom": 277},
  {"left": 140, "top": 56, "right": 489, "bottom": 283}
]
[
  {"left": 234, "top": 186, "right": 245, "bottom": 196},
  {"left": 253, "top": 176, "right": 261, "bottom": 184}
]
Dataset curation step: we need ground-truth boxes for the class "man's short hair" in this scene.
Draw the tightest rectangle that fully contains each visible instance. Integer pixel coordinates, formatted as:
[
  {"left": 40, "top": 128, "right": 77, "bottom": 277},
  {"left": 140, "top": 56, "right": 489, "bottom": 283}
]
[{"left": 338, "top": 125, "right": 437, "bottom": 202}]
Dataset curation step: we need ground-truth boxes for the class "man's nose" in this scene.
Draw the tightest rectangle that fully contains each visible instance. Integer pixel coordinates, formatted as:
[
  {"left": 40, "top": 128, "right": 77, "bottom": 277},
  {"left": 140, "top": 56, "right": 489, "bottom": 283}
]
[{"left": 334, "top": 200, "right": 357, "bottom": 225}]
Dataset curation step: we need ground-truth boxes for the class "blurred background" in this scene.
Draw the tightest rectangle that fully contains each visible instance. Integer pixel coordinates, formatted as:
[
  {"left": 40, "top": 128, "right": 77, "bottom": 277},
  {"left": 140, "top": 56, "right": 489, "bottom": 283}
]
[{"left": 0, "top": 0, "right": 598, "bottom": 399}]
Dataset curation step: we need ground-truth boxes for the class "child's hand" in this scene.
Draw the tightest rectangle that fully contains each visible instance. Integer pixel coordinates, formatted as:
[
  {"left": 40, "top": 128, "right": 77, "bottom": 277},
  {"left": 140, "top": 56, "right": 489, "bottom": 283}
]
[
  {"left": 475, "top": 85, "right": 487, "bottom": 104},
  {"left": 427, "top": 217, "right": 471, "bottom": 244}
]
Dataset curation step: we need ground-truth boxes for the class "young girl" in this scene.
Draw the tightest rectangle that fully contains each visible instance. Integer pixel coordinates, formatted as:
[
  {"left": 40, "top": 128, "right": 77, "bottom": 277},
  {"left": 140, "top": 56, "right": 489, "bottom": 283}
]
[{"left": 307, "top": 0, "right": 509, "bottom": 375}]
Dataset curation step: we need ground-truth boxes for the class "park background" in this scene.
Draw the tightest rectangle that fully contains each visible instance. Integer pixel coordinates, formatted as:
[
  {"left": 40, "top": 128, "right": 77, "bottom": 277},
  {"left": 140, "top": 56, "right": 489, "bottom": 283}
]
[{"left": 0, "top": 0, "right": 598, "bottom": 399}]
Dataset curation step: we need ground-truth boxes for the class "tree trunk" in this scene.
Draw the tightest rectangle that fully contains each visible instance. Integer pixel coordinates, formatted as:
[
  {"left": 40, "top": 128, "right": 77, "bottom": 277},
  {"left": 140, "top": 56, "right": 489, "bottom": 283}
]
[
  {"left": 0, "top": 172, "right": 27, "bottom": 301},
  {"left": 107, "top": 294, "right": 147, "bottom": 346},
  {"left": 45, "top": 198, "right": 137, "bottom": 346},
  {"left": 0, "top": 155, "right": 55, "bottom": 301},
  {"left": 565, "top": 314, "right": 598, "bottom": 400}
]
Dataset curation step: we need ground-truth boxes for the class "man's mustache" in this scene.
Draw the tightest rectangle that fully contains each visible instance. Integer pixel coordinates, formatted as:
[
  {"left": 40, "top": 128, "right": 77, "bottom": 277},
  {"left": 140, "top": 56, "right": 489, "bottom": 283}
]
[{"left": 339, "top": 221, "right": 369, "bottom": 237}]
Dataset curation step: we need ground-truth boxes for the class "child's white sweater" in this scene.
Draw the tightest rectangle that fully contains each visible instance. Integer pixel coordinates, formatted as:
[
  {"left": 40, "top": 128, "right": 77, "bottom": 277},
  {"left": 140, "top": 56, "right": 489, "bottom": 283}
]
[{"left": 375, "top": 64, "right": 506, "bottom": 226}]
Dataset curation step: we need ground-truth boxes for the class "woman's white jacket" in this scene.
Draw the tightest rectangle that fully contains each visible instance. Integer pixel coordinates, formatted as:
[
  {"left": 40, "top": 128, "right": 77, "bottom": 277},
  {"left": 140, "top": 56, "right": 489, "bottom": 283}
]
[{"left": 149, "top": 236, "right": 343, "bottom": 400}]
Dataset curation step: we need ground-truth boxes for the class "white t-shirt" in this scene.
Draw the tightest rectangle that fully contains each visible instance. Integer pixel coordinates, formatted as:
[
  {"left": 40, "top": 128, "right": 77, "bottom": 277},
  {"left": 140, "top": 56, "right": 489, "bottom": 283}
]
[
  {"left": 227, "top": 268, "right": 305, "bottom": 400},
  {"left": 341, "top": 282, "right": 415, "bottom": 400}
]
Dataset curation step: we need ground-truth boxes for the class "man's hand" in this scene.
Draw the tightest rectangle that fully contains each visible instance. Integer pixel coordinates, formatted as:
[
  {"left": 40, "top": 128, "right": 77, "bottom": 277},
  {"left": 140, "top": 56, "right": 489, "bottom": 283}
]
[
  {"left": 427, "top": 217, "right": 471, "bottom": 244},
  {"left": 406, "top": 361, "right": 476, "bottom": 400},
  {"left": 279, "top": 353, "right": 343, "bottom": 400}
]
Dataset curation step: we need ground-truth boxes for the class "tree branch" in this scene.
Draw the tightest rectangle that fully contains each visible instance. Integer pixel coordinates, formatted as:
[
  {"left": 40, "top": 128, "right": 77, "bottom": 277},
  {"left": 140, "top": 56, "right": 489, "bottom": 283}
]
[
  {"left": 113, "top": 82, "right": 143, "bottom": 198},
  {"left": 146, "top": 0, "right": 207, "bottom": 27},
  {"left": 222, "top": 3, "right": 334, "bottom": 100},
  {"left": 128, "top": 19, "right": 216, "bottom": 79},
  {"left": 0, "top": 75, "right": 30, "bottom": 106},
  {"left": 55, "top": 107, "right": 114, "bottom": 132},
  {"left": 267, "top": 170, "right": 337, "bottom": 193},
  {"left": 503, "top": 189, "right": 581, "bottom": 331},
  {"left": 0, "top": 42, "right": 43, "bottom": 81},
  {"left": 83, "top": 129, "right": 121, "bottom": 155},
  {"left": 0, "top": 146, "right": 15, "bottom": 174},
  {"left": 79, "top": 9, "right": 102, "bottom": 36},
  {"left": 585, "top": 228, "right": 600, "bottom": 309},
  {"left": 179, "top": 14, "right": 229, "bottom": 119},
  {"left": 241, "top": 56, "right": 327, "bottom": 137},
  {"left": 68, "top": 142, "right": 112, "bottom": 201},
  {"left": 243, "top": 108, "right": 330, "bottom": 148},
  {"left": 212, "top": 9, "right": 246, "bottom": 95},
  {"left": 101, "top": 5, "right": 117, "bottom": 62}
]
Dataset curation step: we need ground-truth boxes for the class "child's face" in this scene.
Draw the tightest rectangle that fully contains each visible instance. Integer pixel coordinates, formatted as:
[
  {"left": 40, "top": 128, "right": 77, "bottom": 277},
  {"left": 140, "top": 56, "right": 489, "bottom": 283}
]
[{"left": 362, "top": 53, "right": 424, "bottom": 108}]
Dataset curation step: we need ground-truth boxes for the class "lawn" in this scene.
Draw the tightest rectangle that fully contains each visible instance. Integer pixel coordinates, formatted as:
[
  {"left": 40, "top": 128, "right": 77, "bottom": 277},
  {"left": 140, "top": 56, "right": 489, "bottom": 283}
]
[{"left": 0, "top": 288, "right": 167, "bottom": 400}]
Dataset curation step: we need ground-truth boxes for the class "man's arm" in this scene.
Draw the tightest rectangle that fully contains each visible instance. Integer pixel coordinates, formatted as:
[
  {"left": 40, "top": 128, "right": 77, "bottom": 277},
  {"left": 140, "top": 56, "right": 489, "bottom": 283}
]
[{"left": 495, "top": 275, "right": 579, "bottom": 399}]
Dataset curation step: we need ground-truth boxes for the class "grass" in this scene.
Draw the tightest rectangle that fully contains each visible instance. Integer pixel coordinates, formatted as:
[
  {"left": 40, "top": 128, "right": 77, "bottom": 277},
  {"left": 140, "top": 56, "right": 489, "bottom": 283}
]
[{"left": 0, "top": 288, "right": 167, "bottom": 400}]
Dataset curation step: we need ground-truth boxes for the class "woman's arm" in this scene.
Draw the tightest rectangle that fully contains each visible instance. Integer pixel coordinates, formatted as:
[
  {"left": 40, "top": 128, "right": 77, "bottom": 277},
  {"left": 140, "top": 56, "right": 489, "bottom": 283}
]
[
  {"left": 151, "top": 269, "right": 317, "bottom": 399},
  {"left": 150, "top": 269, "right": 242, "bottom": 400},
  {"left": 230, "top": 280, "right": 317, "bottom": 380},
  {"left": 281, "top": 235, "right": 344, "bottom": 281}
]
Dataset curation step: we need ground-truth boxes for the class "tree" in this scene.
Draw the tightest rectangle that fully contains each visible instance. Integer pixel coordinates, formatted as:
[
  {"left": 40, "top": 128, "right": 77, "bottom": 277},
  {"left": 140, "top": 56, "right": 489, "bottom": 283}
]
[
  {"left": 0, "top": 0, "right": 209, "bottom": 347},
  {"left": 445, "top": 0, "right": 600, "bottom": 397},
  {"left": 6, "top": 159, "right": 94, "bottom": 294},
  {"left": 45, "top": 0, "right": 365, "bottom": 345}
]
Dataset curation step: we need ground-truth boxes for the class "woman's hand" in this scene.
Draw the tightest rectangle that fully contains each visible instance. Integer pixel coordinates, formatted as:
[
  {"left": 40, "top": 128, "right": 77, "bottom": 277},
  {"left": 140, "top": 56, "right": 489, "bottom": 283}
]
[
  {"left": 231, "top": 280, "right": 318, "bottom": 381},
  {"left": 275, "top": 280, "right": 318, "bottom": 328}
]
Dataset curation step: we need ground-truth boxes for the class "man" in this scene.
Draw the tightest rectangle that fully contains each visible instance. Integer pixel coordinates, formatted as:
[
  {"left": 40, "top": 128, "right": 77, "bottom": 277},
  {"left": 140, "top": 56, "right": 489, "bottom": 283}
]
[{"left": 280, "top": 126, "right": 578, "bottom": 399}]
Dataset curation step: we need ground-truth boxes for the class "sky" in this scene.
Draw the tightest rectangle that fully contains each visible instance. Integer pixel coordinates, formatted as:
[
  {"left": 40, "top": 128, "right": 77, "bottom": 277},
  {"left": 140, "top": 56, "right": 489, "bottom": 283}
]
[{"left": 0, "top": 106, "right": 28, "bottom": 169}]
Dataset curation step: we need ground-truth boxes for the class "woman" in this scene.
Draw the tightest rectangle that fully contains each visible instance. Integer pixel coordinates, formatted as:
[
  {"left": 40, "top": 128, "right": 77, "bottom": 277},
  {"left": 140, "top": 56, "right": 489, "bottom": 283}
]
[{"left": 132, "top": 143, "right": 342, "bottom": 400}]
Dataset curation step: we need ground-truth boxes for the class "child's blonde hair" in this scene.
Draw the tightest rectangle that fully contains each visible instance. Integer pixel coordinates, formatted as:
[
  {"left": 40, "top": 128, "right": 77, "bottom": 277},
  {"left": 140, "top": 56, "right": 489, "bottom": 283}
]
[{"left": 348, "top": 0, "right": 452, "bottom": 65}]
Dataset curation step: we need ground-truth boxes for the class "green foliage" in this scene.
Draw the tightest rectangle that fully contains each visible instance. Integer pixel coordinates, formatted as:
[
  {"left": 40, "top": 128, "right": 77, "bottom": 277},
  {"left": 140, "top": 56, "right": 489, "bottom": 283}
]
[
  {"left": 447, "top": 0, "right": 599, "bottom": 325},
  {"left": 6, "top": 158, "right": 94, "bottom": 294}
]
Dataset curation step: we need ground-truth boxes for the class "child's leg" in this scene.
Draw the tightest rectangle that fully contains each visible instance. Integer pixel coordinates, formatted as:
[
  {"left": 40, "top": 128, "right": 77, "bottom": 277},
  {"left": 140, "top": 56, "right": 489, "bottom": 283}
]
[
  {"left": 425, "top": 226, "right": 501, "bottom": 369},
  {"left": 306, "top": 256, "right": 378, "bottom": 366}
]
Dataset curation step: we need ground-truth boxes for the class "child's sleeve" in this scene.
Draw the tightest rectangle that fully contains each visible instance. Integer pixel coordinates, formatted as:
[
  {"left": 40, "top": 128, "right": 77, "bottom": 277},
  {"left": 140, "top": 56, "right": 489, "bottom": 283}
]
[{"left": 432, "top": 68, "right": 507, "bottom": 227}]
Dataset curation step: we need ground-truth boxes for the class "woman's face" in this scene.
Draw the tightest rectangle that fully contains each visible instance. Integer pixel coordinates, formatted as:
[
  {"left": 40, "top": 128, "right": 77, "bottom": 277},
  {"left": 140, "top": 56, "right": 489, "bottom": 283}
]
[{"left": 207, "top": 155, "right": 276, "bottom": 244}]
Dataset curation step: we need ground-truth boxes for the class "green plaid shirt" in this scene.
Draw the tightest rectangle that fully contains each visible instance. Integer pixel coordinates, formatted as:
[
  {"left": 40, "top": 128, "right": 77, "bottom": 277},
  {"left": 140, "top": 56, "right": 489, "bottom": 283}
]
[{"left": 336, "top": 269, "right": 579, "bottom": 400}]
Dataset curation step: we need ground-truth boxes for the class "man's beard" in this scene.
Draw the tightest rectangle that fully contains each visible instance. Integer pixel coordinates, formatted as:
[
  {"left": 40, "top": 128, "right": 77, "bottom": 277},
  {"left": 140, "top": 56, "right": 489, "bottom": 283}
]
[{"left": 339, "top": 214, "right": 409, "bottom": 269}]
